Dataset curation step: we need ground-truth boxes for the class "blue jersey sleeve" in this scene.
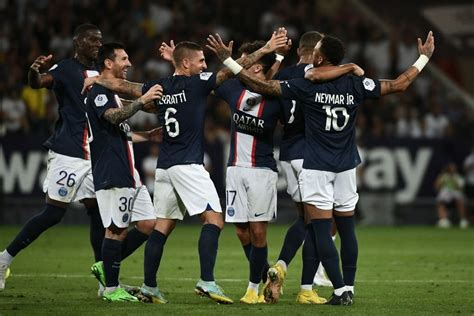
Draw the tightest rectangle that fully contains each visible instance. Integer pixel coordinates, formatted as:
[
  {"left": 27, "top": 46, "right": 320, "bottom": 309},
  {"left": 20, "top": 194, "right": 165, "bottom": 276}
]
[
  {"left": 91, "top": 90, "right": 117, "bottom": 118},
  {"left": 214, "top": 79, "right": 239, "bottom": 103},
  {"left": 358, "top": 77, "right": 381, "bottom": 100},
  {"left": 47, "top": 61, "right": 67, "bottom": 90},
  {"left": 192, "top": 72, "right": 217, "bottom": 95},
  {"left": 142, "top": 79, "right": 161, "bottom": 95},
  {"left": 279, "top": 78, "right": 313, "bottom": 100}
]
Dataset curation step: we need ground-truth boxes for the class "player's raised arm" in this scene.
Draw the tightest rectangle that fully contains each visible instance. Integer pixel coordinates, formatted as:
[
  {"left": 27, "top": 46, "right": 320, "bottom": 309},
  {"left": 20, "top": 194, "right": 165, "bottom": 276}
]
[
  {"left": 206, "top": 29, "right": 288, "bottom": 86},
  {"left": 380, "top": 31, "right": 435, "bottom": 96},
  {"left": 103, "top": 84, "right": 163, "bottom": 124},
  {"left": 266, "top": 28, "right": 292, "bottom": 79},
  {"left": 207, "top": 34, "right": 283, "bottom": 96},
  {"left": 305, "top": 63, "right": 364, "bottom": 82},
  {"left": 28, "top": 54, "right": 54, "bottom": 88}
]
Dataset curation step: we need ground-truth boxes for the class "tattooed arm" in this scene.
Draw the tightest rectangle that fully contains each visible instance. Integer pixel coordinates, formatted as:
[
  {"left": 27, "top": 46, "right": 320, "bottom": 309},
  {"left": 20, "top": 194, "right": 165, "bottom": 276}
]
[
  {"left": 103, "top": 84, "right": 163, "bottom": 124},
  {"left": 305, "top": 63, "right": 364, "bottom": 82},
  {"left": 120, "top": 98, "right": 157, "bottom": 113},
  {"left": 380, "top": 31, "right": 434, "bottom": 96},
  {"left": 236, "top": 68, "right": 283, "bottom": 97},
  {"left": 83, "top": 77, "right": 144, "bottom": 98}
]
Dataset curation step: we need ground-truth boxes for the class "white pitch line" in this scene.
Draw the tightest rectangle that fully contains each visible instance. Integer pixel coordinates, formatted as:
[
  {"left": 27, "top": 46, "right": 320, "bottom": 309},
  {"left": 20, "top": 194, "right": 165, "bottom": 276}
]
[{"left": 9, "top": 274, "right": 471, "bottom": 284}]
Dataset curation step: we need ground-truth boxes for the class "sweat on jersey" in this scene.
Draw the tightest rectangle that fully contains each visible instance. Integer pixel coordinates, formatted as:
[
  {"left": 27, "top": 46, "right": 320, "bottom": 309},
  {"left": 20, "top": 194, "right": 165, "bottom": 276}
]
[
  {"left": 273, "top": 63, "right": 314, "bottom": 161},
  {"left": 45, "top": 58, "right": 99, "bottom": 159},
  {"left": 142, "top": 72, "right": 217, "bottom": 169},
  {"left": 215, "top": 79, "right": 285, "bottom": 172},
  {"left": 280, "top": 74, "right": 381, "bottom": 172},
  {"left": 86, "top": 84, "right": 140, "bottom": 191}
]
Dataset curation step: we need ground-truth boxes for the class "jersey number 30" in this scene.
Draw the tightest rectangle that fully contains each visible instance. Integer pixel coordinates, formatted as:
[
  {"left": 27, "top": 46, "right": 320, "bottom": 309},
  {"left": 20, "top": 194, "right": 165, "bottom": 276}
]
[
  {"left": 322, "top": 106, "right": 349, "bottom": 131},
  {"left": 165, "top": 107, "right": 180, "bottom": 137}
]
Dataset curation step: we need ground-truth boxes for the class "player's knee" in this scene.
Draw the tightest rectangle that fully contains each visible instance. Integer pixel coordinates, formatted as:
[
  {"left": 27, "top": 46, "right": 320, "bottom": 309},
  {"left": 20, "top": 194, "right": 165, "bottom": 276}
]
[
  {"left": 81, "top": 198, "right": 98, "bottom": 210},
  {"left": 249, "top": 225, "right": 267, "bottom": 246},
  {"left": 202, "top": 211, "right": 224, "bottom": 229},
  {"left": 234, "top": 224, "right": 250, "bottom": 243},
  {"left": 105, "top": 224, "right": 128, "bottom": 240},
  {"left": 136, "top": 219, "right": 156, "bottom": 235}
]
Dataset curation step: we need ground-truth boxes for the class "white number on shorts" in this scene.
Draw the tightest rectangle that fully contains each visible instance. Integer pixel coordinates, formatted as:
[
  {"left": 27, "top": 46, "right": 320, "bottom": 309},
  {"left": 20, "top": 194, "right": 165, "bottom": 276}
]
[
  {"left": 226, "top": 190, "right": 236, "bottom": 205},
  {"left": 322, "top": 105, "right": 349, "bottom": 131},
  {"left": 56, "top": 171, "right": 77, "bottom": 187},
  {"left": 118, "top": 197, "right": 133, "bottom": 212},
  {"left": 164, "top": 107, "right": 180, "bottom": 138}
]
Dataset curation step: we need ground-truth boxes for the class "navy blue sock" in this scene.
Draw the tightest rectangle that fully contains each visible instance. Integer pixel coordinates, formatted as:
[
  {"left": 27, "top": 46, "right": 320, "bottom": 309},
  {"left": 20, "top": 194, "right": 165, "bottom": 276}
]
[
  {"left": 121, "top": 228, "right": 149, "bottom": 260},
  {"left": 144, "top": 230, "right": 168, "bottom": 287},
  {"left": 87, "top": 205, "right": 104, "bottom": 262},
  {"left": 6, "top": 204, "right": 66, "bottom": 256},
  {"left": 243, "top": 243, "right": 269, "bottom": 283},
  {"left": 335, "top": 215, "right": 358, "bottom": 286},
  {"left": 312, "top": 218, "right": 345, "bottom": 289},
  {"left": 278, "top": 216, "right": 305, "bottom": 266},
  {"left": 301, "top": 224, "right": 319, "bottom": 285},
  {"left": 242, "top": 243, "right": 252, "bottom": 260},
  {"left": 249, "top": 245, "right": 268, "bottom": 284},
  {"left": 198, "top": 224, "right": 221, "bottom": 281},
  {"left": 102, "top": 238, "right": 122, "bottom": 287}
]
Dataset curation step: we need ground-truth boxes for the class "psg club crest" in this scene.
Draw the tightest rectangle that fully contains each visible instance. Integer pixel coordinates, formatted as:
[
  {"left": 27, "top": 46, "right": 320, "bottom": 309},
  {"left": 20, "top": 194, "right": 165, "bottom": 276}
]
[
  {"left": 58, "top": 187, "right": 68, "bottom": 197},
  {"left": 227, "top": 207, "right": 235, "bottom": 217},
  {"left": 122, "top": 213, "right": 130, "bottom": 223},
  {"left": 243, "top": 95, "right": 262, "bottom": 111}
]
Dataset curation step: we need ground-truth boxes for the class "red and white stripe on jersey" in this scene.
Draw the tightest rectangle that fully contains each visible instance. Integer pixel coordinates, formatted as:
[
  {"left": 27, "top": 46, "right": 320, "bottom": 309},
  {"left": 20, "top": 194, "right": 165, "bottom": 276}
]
[
  {"left": 232, "top": 90, "right": 265, "bottom": 168},
  {"left": 81, "top": 70, "right": 100, "bottom": 160},
  {"left": 114, "top": 95, "right": 142, "bottom": 188}
]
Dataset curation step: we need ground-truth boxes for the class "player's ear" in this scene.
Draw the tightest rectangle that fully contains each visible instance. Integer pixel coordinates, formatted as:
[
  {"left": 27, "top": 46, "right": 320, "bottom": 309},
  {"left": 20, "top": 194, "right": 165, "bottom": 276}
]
[
  {"left": 104, "top": 58, "right": 113, "bottom": 70},
  {"left": 182, "top": 58, "right": 190, "bottom": 69},
  {"left": 254, "top": 64, "right": 263, "bottom": 74}
]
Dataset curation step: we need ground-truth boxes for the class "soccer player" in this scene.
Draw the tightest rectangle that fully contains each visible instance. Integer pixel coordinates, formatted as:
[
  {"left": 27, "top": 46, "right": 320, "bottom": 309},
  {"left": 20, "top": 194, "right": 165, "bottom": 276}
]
[
  {"left": 213, "top": 30, "right": 435, "bottom": 305},
  {"left": 269, "top": 31, "right": 336, "bottom": 299},
  {"left": 0, "top": 24, "right": 105, "bottom": 291},
  {"left": 211, "top": 40, "right": 285, "bottom": 304},
  {"left": 86, "top": 42, "right": 164, "bottom": 302},
  {"left": 83, "top": 33, "right": 288, "bottom": 304}
]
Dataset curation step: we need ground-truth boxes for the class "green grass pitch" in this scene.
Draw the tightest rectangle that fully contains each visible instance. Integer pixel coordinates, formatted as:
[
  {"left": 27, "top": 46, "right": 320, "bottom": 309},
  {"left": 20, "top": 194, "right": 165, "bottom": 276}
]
[{"left": 0, "top": 225, "right": 473, "bottom": 315}]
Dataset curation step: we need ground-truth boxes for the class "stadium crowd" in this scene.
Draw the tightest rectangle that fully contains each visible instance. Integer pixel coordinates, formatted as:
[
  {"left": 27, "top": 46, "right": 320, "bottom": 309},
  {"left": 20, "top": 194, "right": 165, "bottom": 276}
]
[{"left": 1, "top": 0, "right": 472, "bottom": 142}]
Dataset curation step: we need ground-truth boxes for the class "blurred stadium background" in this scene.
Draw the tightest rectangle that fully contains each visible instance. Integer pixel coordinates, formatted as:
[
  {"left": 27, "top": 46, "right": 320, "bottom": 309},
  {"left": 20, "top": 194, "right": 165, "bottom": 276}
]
[{"left": 1, "top": 0, "right": 473, "bottom": 227}]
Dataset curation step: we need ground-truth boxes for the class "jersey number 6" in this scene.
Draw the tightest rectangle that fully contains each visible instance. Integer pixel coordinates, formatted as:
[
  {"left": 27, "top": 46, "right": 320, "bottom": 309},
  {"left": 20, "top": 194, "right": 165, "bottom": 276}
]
[{"left": 165, "top": 107, "right": 180, "bottom": 138}]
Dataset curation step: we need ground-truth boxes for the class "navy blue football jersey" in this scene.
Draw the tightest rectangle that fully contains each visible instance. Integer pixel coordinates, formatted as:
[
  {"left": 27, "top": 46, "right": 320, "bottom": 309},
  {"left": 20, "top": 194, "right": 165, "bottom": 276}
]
[
  {"left": 273, "top": 63, "right": 313, "bottom": 161},
  {"left": 142, "top": 72, "right": 217, "bottom": 169},
  {"left": 45, "top": 58, "right": 99, "bottom": 159},
  {"left": 86, "top": 84, "right": 140, "bottom": 190},
  {"left": 215, "top": 79, "right": 285, "bottom": 172},
  {"left": 280, "top": 74, "right": 381, "bottom": 172}
]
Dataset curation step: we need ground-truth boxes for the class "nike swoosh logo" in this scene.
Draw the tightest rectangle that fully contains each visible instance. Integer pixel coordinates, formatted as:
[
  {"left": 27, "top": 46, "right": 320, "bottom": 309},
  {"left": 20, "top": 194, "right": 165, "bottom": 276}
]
[{"left": 254, "top": 212, "right": 265, "bottom": 217}]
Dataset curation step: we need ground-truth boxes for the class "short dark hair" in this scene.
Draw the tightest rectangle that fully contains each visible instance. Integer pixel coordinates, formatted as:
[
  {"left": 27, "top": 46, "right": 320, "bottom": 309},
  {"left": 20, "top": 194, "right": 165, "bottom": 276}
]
[
  {"left": 73, "top": 23, "right": 100, "bottom": 40},
  {"left": 238, "top": 40, "right": 275, "bottom": 73},
  {"left": 319, "top": 35, "right": 345, "bottom": 65},
  {"left": 173, "top": 41, "right": 203, "bottom": 65},
  {"left": 98, "top": 42, "right": 125, "bottom": 71},
  {"left": 299, "top": 31, "right": 323, "bottom": 52}
]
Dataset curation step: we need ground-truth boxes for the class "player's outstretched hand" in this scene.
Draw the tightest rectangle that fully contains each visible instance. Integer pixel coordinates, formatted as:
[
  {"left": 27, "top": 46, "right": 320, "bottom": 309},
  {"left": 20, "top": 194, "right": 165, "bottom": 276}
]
[
  {"left": 30, "top": 54, "right": 53, "bottom": 73},
  {"left": 159, "top": 40, "right": 175, "bottom": 62},
  {"left": 265, "top": 27, "right": 289, "bottom": 53},
  {"left": 275, "top": 27, "right": 292, "bottom": 56},
  {"left": 206, "top": 33, "right": 233, "bottom": 61},
  {"left": 140, "top": 84, "right": 163, "bottom": 104},
  {"left": 81, "top": 76, "right": 100, "bottom": 94},
  {"left": 148, "top": 127, "right": 163, "bottom": 143},
  {"left": 418, "top": 31, "right": 435, "bottom": 58}
]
